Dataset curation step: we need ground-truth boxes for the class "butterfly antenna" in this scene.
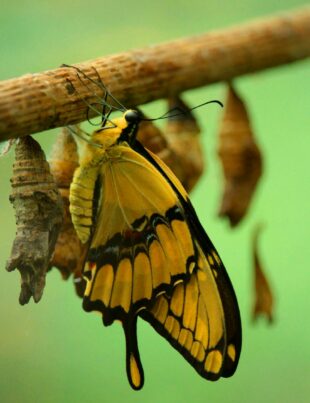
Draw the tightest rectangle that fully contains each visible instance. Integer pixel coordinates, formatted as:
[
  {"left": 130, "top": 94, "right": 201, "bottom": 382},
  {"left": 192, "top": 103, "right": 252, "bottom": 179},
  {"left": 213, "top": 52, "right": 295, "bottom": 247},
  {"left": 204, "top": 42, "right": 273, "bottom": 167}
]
[
  {"left": 190, "top": 99, "right": 224, "bottom": 111},
  {"left": 142, "top": 100, "right": 224, "bottom": 121}
]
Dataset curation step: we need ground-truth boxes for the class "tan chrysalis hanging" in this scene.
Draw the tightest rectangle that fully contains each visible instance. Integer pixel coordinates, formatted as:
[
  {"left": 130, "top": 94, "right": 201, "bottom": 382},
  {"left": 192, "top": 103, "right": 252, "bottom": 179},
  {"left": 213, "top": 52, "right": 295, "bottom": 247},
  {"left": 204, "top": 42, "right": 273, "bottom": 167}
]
[
  {"left": 217, "top": 83, "right": 263, "bottom": 226},
  {"left": 6, "top": 136, "right": 63, "bottom": 304},
  {"left": 48, "top": 127, "right": 87, "bottom": 297},
  {"left": 252, "top": 225, "right": 274, "bottom": 323}
]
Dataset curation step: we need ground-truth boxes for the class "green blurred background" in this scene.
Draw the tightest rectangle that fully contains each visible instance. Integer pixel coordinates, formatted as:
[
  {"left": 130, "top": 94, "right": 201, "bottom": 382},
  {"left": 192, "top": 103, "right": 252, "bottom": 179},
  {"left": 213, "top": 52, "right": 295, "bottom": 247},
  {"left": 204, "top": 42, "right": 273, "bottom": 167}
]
[{"left": 0, "top": 1, "right": 309, "bottom": 402}]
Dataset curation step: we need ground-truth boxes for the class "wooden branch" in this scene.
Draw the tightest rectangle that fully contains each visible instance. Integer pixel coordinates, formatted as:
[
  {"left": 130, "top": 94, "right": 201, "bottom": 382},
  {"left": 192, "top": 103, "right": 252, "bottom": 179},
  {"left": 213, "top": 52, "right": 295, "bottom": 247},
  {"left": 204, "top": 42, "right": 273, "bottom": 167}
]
[{"left": 0, "top": 6, "right": 309, "bottom": 141}]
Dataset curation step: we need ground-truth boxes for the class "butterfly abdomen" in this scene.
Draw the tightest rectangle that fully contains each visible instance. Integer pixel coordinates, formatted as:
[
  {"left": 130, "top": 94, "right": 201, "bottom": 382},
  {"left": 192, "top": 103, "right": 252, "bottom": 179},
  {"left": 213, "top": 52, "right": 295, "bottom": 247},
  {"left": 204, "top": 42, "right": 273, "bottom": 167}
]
[{"left": 70, "top": 164, "right": 101, "bottom": 244}]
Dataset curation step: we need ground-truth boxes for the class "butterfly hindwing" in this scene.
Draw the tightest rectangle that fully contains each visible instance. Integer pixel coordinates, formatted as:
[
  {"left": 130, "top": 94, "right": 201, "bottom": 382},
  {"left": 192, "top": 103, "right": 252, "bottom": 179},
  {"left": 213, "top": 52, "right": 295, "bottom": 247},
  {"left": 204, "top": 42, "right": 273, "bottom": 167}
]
[{"left": 140, "top": 241, "right": 240, "bottom": 379}]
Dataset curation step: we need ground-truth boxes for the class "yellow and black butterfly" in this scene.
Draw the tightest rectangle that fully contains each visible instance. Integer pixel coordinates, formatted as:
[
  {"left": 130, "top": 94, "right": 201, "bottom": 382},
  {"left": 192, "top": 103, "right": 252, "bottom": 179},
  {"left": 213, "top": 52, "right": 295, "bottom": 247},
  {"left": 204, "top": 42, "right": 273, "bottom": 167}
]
[{"left": 66, "top": 65, "right": 242, "bottom": 390}]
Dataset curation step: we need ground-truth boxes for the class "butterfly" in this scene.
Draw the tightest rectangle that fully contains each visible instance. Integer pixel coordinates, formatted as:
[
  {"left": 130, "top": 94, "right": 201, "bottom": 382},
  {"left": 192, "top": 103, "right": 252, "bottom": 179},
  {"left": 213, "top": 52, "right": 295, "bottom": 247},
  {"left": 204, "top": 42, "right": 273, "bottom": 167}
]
[{"left": 66, "top": 65, "right": 242, "bottom": 390}]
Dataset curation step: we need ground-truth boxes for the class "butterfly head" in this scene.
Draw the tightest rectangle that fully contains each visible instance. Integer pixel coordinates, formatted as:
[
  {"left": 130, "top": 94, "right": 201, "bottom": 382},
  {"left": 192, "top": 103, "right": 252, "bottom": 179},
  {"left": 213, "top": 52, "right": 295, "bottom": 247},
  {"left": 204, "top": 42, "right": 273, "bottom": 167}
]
[
  {"left": 90, "top": 109, "right": 142, "bottom": 149},
  {"left": 116, "top": 109, "right": 142, "bottom": 146},
  {"left": 124, "top": 109, "right": 141, "bottom": 125}
]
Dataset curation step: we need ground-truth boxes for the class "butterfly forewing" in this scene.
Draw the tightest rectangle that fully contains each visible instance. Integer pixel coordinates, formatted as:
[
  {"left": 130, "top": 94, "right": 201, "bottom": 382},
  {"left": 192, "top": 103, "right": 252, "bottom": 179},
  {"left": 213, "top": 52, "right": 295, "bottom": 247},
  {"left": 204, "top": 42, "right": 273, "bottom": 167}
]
[{"left": 82, "top": 146, "right": 196, "bottom": 324}]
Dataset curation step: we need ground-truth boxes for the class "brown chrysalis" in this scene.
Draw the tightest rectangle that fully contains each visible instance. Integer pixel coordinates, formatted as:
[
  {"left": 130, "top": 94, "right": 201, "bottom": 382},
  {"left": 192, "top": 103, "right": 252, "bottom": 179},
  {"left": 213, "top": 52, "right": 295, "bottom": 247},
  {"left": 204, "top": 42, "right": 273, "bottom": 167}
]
[
  {"left": 252, "top": 225, "right": 274, "bottom": 323},
  {"left": 218, "top": 84, "right": 263, "bottom": 226},
  {"left": 6, "top": 136, "right": 63, "bottom": 304}
]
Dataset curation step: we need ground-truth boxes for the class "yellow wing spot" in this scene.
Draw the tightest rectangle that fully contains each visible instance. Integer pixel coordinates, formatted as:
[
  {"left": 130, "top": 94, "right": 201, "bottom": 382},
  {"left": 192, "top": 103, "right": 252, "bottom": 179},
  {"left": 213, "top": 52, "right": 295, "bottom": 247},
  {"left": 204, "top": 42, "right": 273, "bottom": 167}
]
[
  {"left": 152, "top": 296, "right": 168, "bottom": 324},
  {"left": 90, "top": 264, "right": 114, "bottom": 305},
  {"left": 171, "top": 318, "right": 181, "bottom": 340},
  {"left": 83, "top": 264, "right": 96, "bottom": 297},
  {"left": 178, "top": 328, "right": 188, "bottom": 347},
  {"left": 197, "top": 343, "right": 205, "bottom": 362},
  {"left": 170, "top": 283, "right": 184, "bottom": 317},
  {"left": 189, "top": 261, "right": 195, "bottom": 273},
  {"left": 129, "top": 354, "right": 142, "bottom": 389},
  {"left": 227, "top": 344, "right": 236, "bottom": 362},
  {"left": 149, "top": 240, "right": 170, "bottom": 289},
  {"left": 171, "top": 220, "right": 194, "bottom": 260},
  {"left": 184, "top": 329, "right": 194, "bottom": 351},
  {"left": 212, "top": 251, "right": 221, "bottom": 266},
  {"left": 178, "top": 328, "right": 193, "bottom": 351},
  {"left": 132, "top": 253, "right": 152, "bottom": 303},
  {"left": 204, "top": 350, "right": 223, "bottom": 374},
  {"left": 212, "top": 269, "right": 218, "bottom": 278},
  {"left": 110, "top": 258, "right": 132, "bottom": 312},
  {"left": 190, "top": 341, "right": 201, "bottom": 359},
  {"left": 207, "top": 254, "right": 214, "bottom": 266},
  {"left": 183, "top": 275, "right": 198, "bottom": 331},
  {"left": 164, "top": 316, "right": 181, "bottom": 339},
  {"left": 197, "top": 254, "right": 204, "bottom": 270},
  {"left": 164, "top": 316, "right": 176, "bottom": 334}
]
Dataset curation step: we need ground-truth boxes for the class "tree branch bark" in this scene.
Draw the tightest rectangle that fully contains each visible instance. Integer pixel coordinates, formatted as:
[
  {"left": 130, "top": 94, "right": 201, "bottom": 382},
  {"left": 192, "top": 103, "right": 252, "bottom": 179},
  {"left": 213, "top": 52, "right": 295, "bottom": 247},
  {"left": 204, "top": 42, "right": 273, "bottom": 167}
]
[{"left": 0, "top": 6, "right": 309, "bottom": 141}]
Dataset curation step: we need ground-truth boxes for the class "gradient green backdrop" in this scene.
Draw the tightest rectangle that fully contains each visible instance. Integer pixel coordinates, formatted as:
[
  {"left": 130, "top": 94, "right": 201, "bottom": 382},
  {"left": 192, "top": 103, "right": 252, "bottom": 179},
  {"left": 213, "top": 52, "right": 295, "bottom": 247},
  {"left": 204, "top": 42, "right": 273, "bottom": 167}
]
[{"left": 0, "top": 1, "right": 309, "bottom": 402}]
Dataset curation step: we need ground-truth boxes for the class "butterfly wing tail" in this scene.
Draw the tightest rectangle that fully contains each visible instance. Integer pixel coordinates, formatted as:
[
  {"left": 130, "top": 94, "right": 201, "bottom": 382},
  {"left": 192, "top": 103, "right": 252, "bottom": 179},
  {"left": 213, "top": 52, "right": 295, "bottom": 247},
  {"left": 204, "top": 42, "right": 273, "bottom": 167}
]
[{"left": 123, "top": 316, "right": 144, "bottom": 390}]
